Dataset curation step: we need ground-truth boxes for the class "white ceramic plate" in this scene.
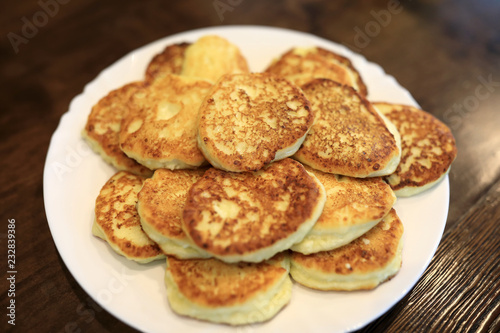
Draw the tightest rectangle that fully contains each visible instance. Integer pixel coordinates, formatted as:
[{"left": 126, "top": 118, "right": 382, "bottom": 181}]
[{"left": 43, "top": 26, "right": 448, "bottom": 333}]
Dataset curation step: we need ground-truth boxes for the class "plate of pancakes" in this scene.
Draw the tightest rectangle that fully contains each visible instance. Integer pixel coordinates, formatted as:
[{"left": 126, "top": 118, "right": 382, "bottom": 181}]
[{"left": 44, "top": 26, "right": 456, "bottom": 333}]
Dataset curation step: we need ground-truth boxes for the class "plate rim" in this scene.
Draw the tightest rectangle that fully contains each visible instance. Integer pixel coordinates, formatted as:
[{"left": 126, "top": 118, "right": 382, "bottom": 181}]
[{"left": 43, "top": 24, "right": 448, "bottom": 333}]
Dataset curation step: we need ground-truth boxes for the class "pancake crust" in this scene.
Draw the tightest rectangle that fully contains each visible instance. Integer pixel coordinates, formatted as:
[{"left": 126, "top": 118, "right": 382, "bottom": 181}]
[
  {"left": 374, "top": 103, "right": 457, "bottom": 197},
  {"left": 182, "top": 158, "right": 326, "bottom": 263},
  {"left": 82, "top": 82, "right": 152, "bottom": 177},
  {"left": 119, "top": 74, "right": 212, "bottom": 170},
  {"left": 145, "top": 42, "right": 190, "bottom": 82},
  {"left": 290, "top": 208, "right": 403, "bottom": 291},
  {"left": 92, "top": 171, "right": 164, "bottom": 263},
  {"left": 181, "top": 35, "right": 249, "bottom": 83},
  {"left": 137, "top": 168, "right": 210, "bottom": 259},
  {"left": 164, "top": 252, "right": 291, "bottom": 325},
  {"left": 198, "top": 73, "right": 314, "bottom": 172},
  {"left": 265, "top": 47, "right": 368, "bottom": 96},
  {"left": 294, "top": 79, "right": 401, "bottom": 177},
  {"left": 291, "top": 166, "right": 396, "bottom": 254}
]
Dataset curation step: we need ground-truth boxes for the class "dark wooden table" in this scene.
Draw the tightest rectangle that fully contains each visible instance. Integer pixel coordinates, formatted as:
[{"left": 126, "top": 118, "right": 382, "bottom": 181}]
[{"left": 2, "top": 0, "right": 499, "bottom": 332}]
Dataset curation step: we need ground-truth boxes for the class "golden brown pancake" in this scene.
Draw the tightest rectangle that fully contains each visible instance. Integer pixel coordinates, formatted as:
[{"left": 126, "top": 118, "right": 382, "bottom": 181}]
[
  {"left": 291, "top": 166, "right": 396, "bottom": 254},
  {"left": 197, "top": 73, "right": 314, "bottom": 172},
  {"left": 82, "top": 82, "right": 152, "bottom": 177},
  {"left": 182, "top": 158, "right": 326, "bottom": 263},
  {"left": 164, "top": 252, "right": 292, "bottom": 325},
  {"left": 265, "top": 47, "right": 368, "bottom": 96},
  {"left": 92, "top": 171, "right": 164, "bottom": 263},
  {"left": 181, "top": 35, "right": 249, "bottom": 83},
  {"left": 137, "top": 168, "right": 210, "bottom": 259},
  {"left": 294, "top": 79, "right": 401, "bottom": 177},
  {"left": 373, "top": 102, "right": 457, "bottom": 197},
  {"left": 145, "top": 42, "right": 190, "bottom": 82},
  {"left": 119, "top": 74, "right": 212, "bottom": 170},
  {"left": 290, "top": 208, "right": 403, "bottom": 291}
]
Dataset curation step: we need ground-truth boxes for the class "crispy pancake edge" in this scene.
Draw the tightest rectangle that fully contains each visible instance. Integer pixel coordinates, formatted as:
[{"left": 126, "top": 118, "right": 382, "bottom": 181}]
[
  {"left": 164, "top": 253, "right": 292, "bottom": 325},
  {"left": 119, "top": 74, "right": 212, "bottom": 170},
  {"left": 291, "top": 168, "right": 396, "bottom": 254},
  {"left": 137, "top": 168, "right": 210, "bottom": 259},
  {"left": 182, "top": 159, "right": 326, "bottom": 263},
  {"left": 93, "top": 171, "right": 164, "bottom": 263},
  {"left": 374, "top": 102, "right": 457, "bottom": 196},
  {"left": 294, "top": 79, "right": 401, "bottom": 177},
  {"left": 82, "top": 81, "right": 153, "bottom": 177},
  {"left": 145, "top": 42, "right": 190, "bottom": 82},
  {"left": 290, "top": 208, "right": 403, "bottom": 290},
  {"left": 197, "top": 73, "right": 314, "bottom": 172}
]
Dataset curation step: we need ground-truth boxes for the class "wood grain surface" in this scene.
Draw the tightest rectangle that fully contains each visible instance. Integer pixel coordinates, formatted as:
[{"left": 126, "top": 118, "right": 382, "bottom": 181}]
[{"left": 1, "top": 0, "right": 499, "bottom": 332}]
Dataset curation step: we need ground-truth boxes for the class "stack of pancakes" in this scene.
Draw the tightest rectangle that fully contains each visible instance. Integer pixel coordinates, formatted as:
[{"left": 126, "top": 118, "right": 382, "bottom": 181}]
[{"left": 83, "top": 35, "right": 457, "bottom": 326}]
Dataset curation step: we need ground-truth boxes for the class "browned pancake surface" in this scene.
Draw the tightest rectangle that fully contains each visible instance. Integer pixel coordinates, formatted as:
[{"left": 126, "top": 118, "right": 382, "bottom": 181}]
[
  {"left": 182, "top": 159, "right": 323, "bottom": 260},
  {"left": 137, "top": 168, "right": 206, "bottom": 240},
  {"left": 291, "top": 208, "right": 403, "bottom": 279},
  {"left": 294, "top": 79, "right": 399, "bottom": 177},
  {"left": 166, "top": 253, "right": 288, "bottom": 308},
  {"left": 198, "top": 73, "right": 313, "bottom": 172},
  {"left": 82, "top": 82, "right": 152, "bottom": 177},
  {"left": 119, "top": 74, "right": 212, "bottom": 169},
  {"left": 181, "top": 35, "right": 249, "bottom": 83},
  {"left": 375, "top": 102, "right": 457, "bottom": 192},
  {"left": 265, "top": 47, "right": 367, "bottom": 96},
  {"left": 94, "top": 171, "right": 163, "bottom": 259},
  {"left": 145, "top": 42, "right": 190, "bottom": 81},
  {"left": 307, "top": 166, "right": 395, "bottom": 230}
]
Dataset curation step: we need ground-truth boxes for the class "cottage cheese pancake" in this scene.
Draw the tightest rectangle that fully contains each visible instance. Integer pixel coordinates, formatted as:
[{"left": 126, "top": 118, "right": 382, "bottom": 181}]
[
  {"left": 291, "top": 166, "right": 396, "bottom": 254},
  {"left": 290, "top": 208, "right": 403, "bottom": 291},
  {"left": 137, "top": 168, "right": 210, "bottom": 259},
  {"left": 181, "top": 35, "right": 249, "bottom": 83},
  {"left": 182, "top": 158, "right": 326, "bottom": 263},
  {"left": 198, "top": 73, "right": 314, "bottom": 172},
  {"left": 294, "top": 79, "right": 401, "bottom": 177},
  {"left": 374, "top": 102, "right": 457, "bottom": 197},
  {"left": 145, "top": 42, "right": 190, "bottom": 82},
  {"left": 119, "top": 74, "right": 212, "bottom": 170},
  {"left": 82, "top": 82, "right": 152, "bottom": 177},
  {"left": 265, "top": 47, "right": 368, "bottom": 96},
  {"left": 164, "top": 253, "right": 291, "bottom": 325},
  {"left": 92, "top": 171, "right": 164, "bottom": 263}
]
